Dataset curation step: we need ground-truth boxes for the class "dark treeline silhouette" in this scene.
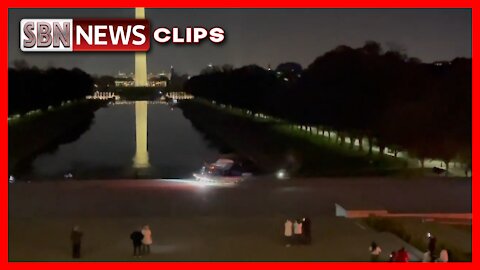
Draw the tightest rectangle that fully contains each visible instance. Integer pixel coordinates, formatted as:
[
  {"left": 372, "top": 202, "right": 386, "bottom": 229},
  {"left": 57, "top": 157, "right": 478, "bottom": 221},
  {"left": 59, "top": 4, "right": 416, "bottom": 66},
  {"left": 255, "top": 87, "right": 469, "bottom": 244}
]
[
  {"left": 9, "top": 63, "right": 94, "bottom": 116},
  {"left": 166, "top": 71, "right": 189, "bottom": 92},
  {"left": 184, "top": 41, "right": 471, "bottom": 171},
  {"left": 187, "top": 64, "right": 282, "bottom": 116}
]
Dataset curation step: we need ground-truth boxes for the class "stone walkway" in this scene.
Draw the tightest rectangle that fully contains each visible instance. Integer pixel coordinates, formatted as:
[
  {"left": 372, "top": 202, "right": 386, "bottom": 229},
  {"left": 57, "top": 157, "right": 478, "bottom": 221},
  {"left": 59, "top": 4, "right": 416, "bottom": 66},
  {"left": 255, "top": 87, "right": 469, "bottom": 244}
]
[
  {"left": 9, "top": 177, "right": 470, "bottom": 261},
  {"left": 10, "top": 217, "right": 422, "bottom": 261}
]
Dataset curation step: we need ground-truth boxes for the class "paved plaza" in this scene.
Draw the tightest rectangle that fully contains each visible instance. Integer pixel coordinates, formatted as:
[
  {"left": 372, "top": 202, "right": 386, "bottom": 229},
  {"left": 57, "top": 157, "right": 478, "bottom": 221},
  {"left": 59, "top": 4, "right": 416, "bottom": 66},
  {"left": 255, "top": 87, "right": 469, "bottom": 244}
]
[{"left": 9, "top": 177, "right": 471, "bottom": 261}]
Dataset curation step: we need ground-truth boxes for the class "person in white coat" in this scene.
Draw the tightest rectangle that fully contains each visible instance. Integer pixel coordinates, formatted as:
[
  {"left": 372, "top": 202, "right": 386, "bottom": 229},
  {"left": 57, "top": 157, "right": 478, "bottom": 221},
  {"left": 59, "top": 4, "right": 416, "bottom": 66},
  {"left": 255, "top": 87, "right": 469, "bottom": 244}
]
[
  {"left": 141, "top": 225, "right": 153, "bottom": 254},
  {"left": 284, "top": 219, "right": 293, "bottom": 247},
  {"left": 422, "top": 250, "right": 433, "bottom": 262},
  {"left": 293, "top": 219, "right": 303, "bottom": 244},
  {"left": 369, "top": 241, "right": 382, "bottom": 261},
  {"left": 438, "top": 249, "right": 449, "bottom": 262}
]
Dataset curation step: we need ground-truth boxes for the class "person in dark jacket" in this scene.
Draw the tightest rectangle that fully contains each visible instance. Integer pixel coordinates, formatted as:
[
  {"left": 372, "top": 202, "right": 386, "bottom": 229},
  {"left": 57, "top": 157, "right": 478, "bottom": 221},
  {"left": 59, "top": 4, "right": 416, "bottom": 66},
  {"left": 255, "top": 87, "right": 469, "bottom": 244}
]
[
  {"left": 130, "top": 228, "right": 144, "bottom": 257},
  {"left": 70, "top": 225, "right": 83, "bottom": 259},
  {"left": 301, "top": 217, "right": 311, "bottom": 244},
  {"left": 428, "top": 234, "right": 437, "bottom": 255}
]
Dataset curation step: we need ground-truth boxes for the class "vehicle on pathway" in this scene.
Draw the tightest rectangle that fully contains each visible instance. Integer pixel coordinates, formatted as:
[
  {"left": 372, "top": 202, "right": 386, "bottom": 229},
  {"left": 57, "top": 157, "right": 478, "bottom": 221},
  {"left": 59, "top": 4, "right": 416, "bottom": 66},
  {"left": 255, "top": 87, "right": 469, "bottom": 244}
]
[{"left": 193, "top": 158, "right": 252, "bottom": 184}]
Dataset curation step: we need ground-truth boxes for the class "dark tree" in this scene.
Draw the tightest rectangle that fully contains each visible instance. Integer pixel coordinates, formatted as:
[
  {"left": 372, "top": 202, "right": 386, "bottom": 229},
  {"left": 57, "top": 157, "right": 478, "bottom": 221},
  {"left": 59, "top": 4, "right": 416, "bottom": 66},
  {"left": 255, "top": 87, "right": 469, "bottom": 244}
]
[
  {"left": 9, "top": 66, "right": 94, "bottom": 116},
  {"left": 183, "top": 41, "right": 471, "bottom": 169}
]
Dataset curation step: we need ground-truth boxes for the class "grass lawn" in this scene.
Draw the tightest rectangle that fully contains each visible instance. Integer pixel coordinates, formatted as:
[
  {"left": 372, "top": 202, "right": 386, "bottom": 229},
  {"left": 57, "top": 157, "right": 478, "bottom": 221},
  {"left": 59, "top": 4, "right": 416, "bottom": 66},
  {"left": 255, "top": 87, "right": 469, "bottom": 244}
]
[
  {"left": 180, "top": 99, "right": 409, "bottom": 176},
  {"left": 8, "top": 100, "right": 105, "bottom": 175}
]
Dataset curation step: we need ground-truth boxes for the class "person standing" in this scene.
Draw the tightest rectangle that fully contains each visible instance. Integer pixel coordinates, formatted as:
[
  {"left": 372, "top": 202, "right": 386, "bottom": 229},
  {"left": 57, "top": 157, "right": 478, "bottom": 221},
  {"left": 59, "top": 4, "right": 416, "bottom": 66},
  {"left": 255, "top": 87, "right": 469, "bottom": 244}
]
[
  {"left": 302, "top": 217, "right": 311, "bottom": 245},
  {"left": 141, "top": 225, "right": 153, "bottom": 255},
  {"left": 293, "top": 219, "right": 303, "bottom": 244},
  {"left": 438, "top": 248, "right": 449, "bottom": 262},
  {"left": 422, "top": 250, "right": 433, "bottom": 262},
  {"left": 130, "top": 228, "right": 144, "bottom": 257},
  {"left": 369, "top": 241, "right": 382, "bottom": 262},
  {"left": 395, "top": 247, "right": 410, "bottom": 262},
  {"left": 428, "top": 234, "right": 437, "bottom": 255},
  {"left": 70, "top": 225, "right": 83, "bottom": 259},
  {"left": 284, "top": 219, "right": 293, "bottom": 247}
]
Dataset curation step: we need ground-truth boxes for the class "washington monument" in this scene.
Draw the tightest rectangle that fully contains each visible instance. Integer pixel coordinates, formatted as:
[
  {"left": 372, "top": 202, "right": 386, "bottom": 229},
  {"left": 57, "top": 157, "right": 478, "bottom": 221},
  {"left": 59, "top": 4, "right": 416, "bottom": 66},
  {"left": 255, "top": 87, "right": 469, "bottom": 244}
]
[
  {"left": 134, "top": 7, "right": 148, "bottom": 87},
  {"left": 132, "top": 7, "right": 150, "bottom": 170}
]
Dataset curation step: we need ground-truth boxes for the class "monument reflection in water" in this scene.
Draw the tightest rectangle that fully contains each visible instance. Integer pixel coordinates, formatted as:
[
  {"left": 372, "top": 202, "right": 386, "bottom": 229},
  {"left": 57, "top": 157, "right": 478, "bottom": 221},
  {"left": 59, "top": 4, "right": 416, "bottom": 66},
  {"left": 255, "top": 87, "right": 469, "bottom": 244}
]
[{"left": 133, "top": 101, "right": 150, "bottom": 170}]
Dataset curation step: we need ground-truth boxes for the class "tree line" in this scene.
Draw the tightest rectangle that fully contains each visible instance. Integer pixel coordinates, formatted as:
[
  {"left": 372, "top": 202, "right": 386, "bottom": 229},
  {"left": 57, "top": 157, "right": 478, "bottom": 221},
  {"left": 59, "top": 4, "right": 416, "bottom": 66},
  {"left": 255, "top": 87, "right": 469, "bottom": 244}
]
[
  {"left": 9, "top": 63, "right": 94, "bottom": 116},
  {"left": 184, "top": 41, "right": 471, "bottom": 171}
]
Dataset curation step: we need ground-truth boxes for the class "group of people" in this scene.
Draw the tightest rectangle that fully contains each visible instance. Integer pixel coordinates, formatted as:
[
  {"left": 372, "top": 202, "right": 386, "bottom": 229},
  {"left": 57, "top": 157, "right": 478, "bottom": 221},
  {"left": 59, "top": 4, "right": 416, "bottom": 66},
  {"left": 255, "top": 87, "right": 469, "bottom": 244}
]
[
  {"left": 370, "top": 242, "right": 411, "bottom": 262},
  {"left": 283, "top": 217, "right": 311, "bottom": 246},
  {"left": 130, "top": 225, "right": 153, "bottom": 258},
  {"left": 69, "top": 224, "right": 153, "bottom": 259},
  {"left": 369, "top": 233, "right": 450, "bottom": 262},
  {"left": 69, "top": 221, "right": 451, "bottom": 262}
]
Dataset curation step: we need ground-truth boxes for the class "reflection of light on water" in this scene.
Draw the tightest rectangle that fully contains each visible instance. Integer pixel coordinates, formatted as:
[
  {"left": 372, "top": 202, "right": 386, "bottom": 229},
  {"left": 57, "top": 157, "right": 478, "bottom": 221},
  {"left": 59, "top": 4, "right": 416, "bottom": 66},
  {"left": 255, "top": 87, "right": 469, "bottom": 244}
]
[{"left": 133, "top": 101, "right": 150, "bottom": 169}]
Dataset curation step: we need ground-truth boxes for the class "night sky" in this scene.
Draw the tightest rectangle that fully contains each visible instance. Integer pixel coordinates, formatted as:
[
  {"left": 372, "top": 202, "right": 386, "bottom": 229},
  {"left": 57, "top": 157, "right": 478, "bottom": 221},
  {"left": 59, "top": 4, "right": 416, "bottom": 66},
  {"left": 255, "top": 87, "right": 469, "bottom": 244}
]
[{"left": 9, "top": 8, "right": 471, "bottom": 76}]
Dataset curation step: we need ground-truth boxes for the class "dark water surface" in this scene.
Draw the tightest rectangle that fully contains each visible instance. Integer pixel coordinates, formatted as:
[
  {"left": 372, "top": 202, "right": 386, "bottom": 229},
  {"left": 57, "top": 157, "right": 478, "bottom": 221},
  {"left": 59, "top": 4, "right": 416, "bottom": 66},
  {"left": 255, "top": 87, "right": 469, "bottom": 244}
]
[{"left": 28, "top": 102, "right": 222, "bottom": 180}]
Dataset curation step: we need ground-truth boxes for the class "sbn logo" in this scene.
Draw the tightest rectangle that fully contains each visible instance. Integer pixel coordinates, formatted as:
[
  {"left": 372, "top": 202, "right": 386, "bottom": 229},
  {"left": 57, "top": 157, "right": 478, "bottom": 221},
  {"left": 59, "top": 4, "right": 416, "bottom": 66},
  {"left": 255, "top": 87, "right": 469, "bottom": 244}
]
[
  {"left": 21, "top": 19, "right": 73, "bottom": 52},
  {"left": 20, "top": 19, "right": 150, "bottom": 52}
]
